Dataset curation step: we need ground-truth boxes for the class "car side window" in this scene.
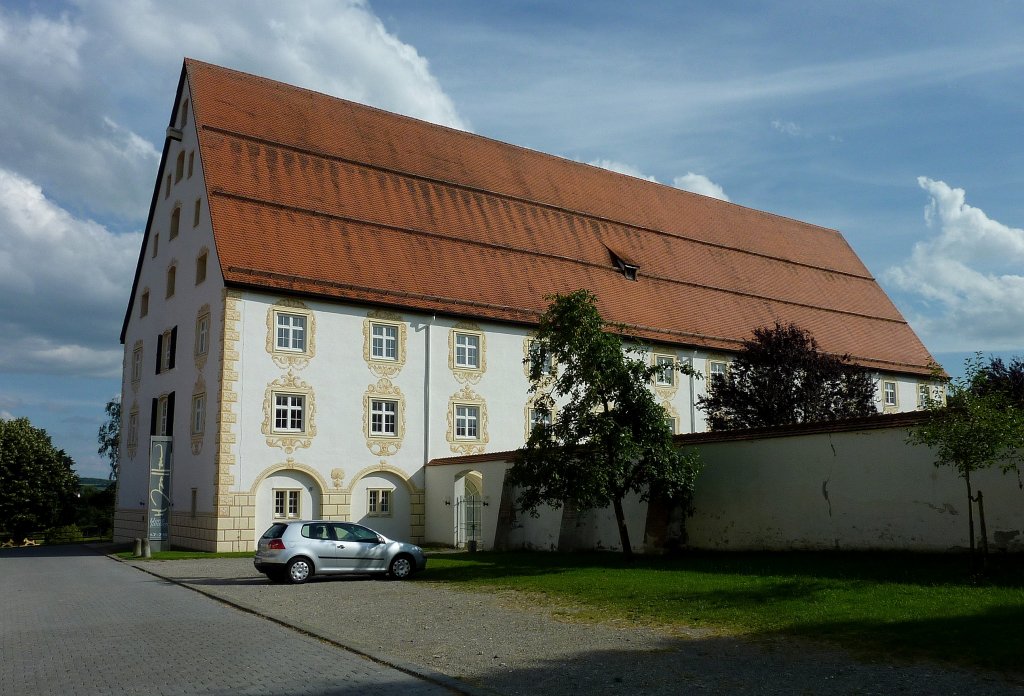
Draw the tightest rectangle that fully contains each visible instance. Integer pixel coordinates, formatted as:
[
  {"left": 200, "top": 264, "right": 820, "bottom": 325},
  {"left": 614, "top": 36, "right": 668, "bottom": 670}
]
[
  {"left": 331, "top": 524, "right": 354, "bottom": 542},
  {"left": 349, "top": 525, "right": 380, "bottom": 543}
]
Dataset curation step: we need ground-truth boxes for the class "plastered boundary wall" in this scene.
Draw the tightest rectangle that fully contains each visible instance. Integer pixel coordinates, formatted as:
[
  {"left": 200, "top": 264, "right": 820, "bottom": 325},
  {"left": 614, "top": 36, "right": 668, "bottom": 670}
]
[
  {"left": 684, "top": 415, "right": 1024, "bottom": 552},
  {"left": 428, "top": 414, "right": 1024, "bottom": 553}
]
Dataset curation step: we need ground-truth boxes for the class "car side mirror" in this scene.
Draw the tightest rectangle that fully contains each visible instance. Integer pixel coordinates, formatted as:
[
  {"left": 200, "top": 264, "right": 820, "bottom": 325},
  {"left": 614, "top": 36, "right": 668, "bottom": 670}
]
[{"left": 377, "top": 535, "right": 386, "bottom": 544}]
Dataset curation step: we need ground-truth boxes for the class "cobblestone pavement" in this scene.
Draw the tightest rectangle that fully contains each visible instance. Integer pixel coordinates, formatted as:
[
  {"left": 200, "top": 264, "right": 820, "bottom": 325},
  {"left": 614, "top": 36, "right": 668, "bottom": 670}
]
[
  {"left": 0, "top": 545, "right": 460, "bottom": 695},
  {"left": 130, "top": 555, "right": 1024, "bottom": 696}
]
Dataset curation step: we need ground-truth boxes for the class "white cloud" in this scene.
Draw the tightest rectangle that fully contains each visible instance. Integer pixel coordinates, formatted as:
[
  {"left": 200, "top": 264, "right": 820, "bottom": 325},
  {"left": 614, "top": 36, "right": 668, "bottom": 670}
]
[
  {"left": 589, "top": 160, "right": 730, "bottom": 202},
  {"left": 588, "top": 159, "right": 658, "bottom": 182},
  {"left": 772, "top": 119, "right": 804, "bottom": 137},
  {"left": 885, "top": 177, "right": 1024, "bottom": 351},
  {"left": 0, "top": 167, "right": 138, "bottom": 376},
  {"left": 0, "top": 1, "right": 466, "bottom": 224},
  {"left": 672, "top": 173, "right": 730, "bottom": 202}
]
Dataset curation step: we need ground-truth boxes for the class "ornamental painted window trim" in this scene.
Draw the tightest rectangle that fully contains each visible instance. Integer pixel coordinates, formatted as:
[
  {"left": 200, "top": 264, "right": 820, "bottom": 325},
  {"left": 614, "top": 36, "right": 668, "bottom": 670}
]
[
  {"left": 446, "top": 386, "right": 489, "bottom": 455},
  {"left": 366, "top": 488, "right": 393, "bottom": 517},
  {"left": 449, "top": 322, "right": 486, "bottom": 384},
  {"left": 363, "top": 379, "right": 406, "bottom": 457},
  {"left": 523, "top": 337, "right": 556, "bottom": 382},
  {"left": 661, "top": 399, "right": 681, "bottom": 435},
  {"left": 131, "top": 340, "right": 144, "bottom": 390},
  {"left": 652, "top": 351, "right": 680, "bottom": 399},
  {"left": 190, "top": 375, "right": 207, "bottom": 455},
  {"left": 882, "top": 380, "right": 898, "bottom": 412},
  {"left": 126, "top": 402, "right": 139, "bottom": 460},
  {"left": 194, "top": 304, "right": 211, "bottom": 371},
  {"left": 266, "top": 299, "right": 316, "bottom": 370},
  {"left": 523, "top": 393, "right": 556, "bottom": 442},
  {"left": 261, "top": 374, "right": 316, "bottom": 453},
  {"left": 362, "top": 311, "right": 407, "bottom": 378}
]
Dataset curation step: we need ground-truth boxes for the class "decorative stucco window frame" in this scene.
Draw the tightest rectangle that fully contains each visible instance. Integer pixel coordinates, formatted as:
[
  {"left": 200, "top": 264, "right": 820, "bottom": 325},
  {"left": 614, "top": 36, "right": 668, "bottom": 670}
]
[
  {"left": 266, "top": 299, "right": 315, "bottom": 370},
  {"left": 131, "top": 340, "right": 143, "bottom": 392},
  {"left": 362, "top": 310, "right": 407, "bottom": 378},
  {"left": 194, "top": 304, "right": 211, "bottom": 371},
  {"left": 262, "top": 374, "right": 316, "bottom": 453},
  {"left": 449, "top": 322, "right": 486, "bottom": 384},
  {"left": 661, "top": 399, "right": 681, "bottom": 435},
  {"left": 190, "top": 376, "right": 207, "bottom": 455},
  {"left": 523, "top": 393, "right": 556, "bottom": 442},
  {"left": 522, "top": 337, "right": 556, "bottom": 383},
  {"left": 882, "top": 380, "right": 899, "bottom": 413},
  {"left": 126, "top": 402, "right": 139, "bottom": 460},
  {"left": 447, "top": 386, "right": 489, "bottom": 455},
  {"left": 652, "top": 351, "right": 679, "bottom": 398},
  {"left": 363, "top": 378, "right": 406, "bottom": 457}
]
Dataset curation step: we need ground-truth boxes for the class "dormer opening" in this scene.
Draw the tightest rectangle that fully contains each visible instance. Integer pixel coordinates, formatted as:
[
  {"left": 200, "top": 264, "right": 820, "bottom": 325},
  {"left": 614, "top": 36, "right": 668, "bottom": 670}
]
[{"left": 605, "top": 244, "right": 640, "bottom": 281}]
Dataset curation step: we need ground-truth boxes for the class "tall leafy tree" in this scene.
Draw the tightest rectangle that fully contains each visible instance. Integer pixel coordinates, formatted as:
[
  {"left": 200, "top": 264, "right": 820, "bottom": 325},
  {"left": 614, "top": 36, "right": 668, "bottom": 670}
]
[
  {"left": 909, "top": 354, "right": 1024, "bottom": 569},
  {"left": 975, "top": 356, "right": 1024, "bottom": 407},
  {"left": 697, "top": 322, "right": 877, "bottom": 431},
  {"left": 0, "top": 417, "right": 80, "bottom": 540},
  {"left": 97, "top": 396, "right": 121, "bottom": 480},
  {"left": 507, "top": 290, "right": 702, "bottom": 556}
]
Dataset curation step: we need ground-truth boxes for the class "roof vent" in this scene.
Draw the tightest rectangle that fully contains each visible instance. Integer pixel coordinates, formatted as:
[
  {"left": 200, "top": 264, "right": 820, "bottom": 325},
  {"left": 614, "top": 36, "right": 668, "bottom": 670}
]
[{"left": 605, "top": 244, "right": 639, "bottom": 281}]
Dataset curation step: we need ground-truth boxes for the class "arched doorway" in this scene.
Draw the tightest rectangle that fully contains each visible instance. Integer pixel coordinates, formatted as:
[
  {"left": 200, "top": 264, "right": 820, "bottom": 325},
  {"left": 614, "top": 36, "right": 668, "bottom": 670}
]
[{"left": 453, "top": 469, "right": 483, "bottom": 549}]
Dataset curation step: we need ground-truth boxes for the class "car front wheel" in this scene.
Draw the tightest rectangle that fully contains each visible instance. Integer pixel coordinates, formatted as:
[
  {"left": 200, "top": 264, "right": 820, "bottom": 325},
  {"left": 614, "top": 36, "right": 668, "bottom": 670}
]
[
  {"left": 388, "top": 555, "right": 414, "bottom": 580},
  {"left": 286, "top": 557, "right": 313, "bottom": 584}
]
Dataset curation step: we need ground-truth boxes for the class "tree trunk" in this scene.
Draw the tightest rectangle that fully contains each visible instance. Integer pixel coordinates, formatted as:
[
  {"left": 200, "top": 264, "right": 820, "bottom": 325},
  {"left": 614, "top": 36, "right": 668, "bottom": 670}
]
[
  {"left": 975, "top": 489, "right": 989, "bottom": 572},
  {"left": 612, "top": 495, "right": 632, "bottom": 557},
  {"left": 965, "top": 470, "right": 976, "bottom": 572}
]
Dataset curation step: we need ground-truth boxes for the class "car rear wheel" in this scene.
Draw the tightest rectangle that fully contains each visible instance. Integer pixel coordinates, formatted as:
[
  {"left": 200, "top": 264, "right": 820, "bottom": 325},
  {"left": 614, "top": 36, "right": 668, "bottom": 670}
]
[
  {"left": 388, "top": 554, "right": 414, "bottom": 580},
  {"left": 287, "top": 557, "right": 313, "bottom": 584}
]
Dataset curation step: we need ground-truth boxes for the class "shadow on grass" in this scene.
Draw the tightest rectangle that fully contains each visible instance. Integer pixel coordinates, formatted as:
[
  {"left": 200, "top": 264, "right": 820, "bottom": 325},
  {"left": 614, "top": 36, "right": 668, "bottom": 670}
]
[{"left": 425, "top": 549, "right": 1024, "bottom": 588}]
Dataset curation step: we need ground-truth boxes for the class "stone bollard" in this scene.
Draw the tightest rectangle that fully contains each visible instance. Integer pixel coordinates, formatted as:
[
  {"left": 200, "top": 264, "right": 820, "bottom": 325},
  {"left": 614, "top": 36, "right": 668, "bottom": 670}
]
[
  {"left": 142, "top": 539, "right": 151, "bottom": 558},
  {"left": 134, "top": 538, "right": 142, "bottom": 557}
]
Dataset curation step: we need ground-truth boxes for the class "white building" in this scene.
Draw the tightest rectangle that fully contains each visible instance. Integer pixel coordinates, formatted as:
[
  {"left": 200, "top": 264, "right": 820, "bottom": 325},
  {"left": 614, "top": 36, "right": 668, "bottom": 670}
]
[{"left": 114, "top": 60, "right": 939, "bottom": 552}]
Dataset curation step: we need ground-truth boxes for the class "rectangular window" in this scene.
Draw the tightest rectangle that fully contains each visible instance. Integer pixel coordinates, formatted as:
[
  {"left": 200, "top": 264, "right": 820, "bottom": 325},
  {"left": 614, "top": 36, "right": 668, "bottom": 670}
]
[
  {"left": 140, "top": 290, "right": 149, "bottom": 318},
  {"left": 371, "top": 323, "right": 398, "bottom": 360},
  {"left": 273, "top": 490, "right": 300, "bottom": 519},
  {"left": 165, "top": 174, "right": 171, "bottom": 198},
  {"left": 275, "top": 313, "right": 306, "bottom": 352},
  {"left": 529, "top": 407, "right": 551, "bottom": 432},
  {"left": 166, "top": 265, "right": 176, "bottom": 298},
  {"left": 195, "top": 314, "right": 209, "bottom": 357},
  {"left": 454, "top": 332, "right": 480, "bottom": 369},
  {"left": 655, "top": 355, "right": 675, "bottom": 386},
  {"left": 664, "top": 416, "right": 677, "bottom": 434},
  {"left": 884, "top": 381, "right": 898, "bottom": 407},
  {"left": 455, "top": 405, "right": 479, "bottom": 439},
  {"left": 370, "top": 399, "right": 398, "bottom": 436},
  {"left": 132, "top": 344, "right": 143, "bottom": 383},
  {"left": 195, "top": 251, "right": 207, "bottom": 285},
  {"left": 528, "top": 340, "right": 554, "bottom": 376},
  {"left": 191, "top": 394, "right": 205, "bottom": 435},
  {"left": 917, "top": 384, "right": 930, "bottom": 409},
  {"left": 152, "top": 233, "right": 159, "bottom": 258},
  {"left": 157, "top": 395, "right": 170, "bottom": 437},
  {"left": 190, "top": 488, "right": 197, "bottom": 518},
  {"left": 367, "top": 489, "right": 392, "bottom": 516},
  {"left": 175, "top": 151, "right": 185, "bottom": 183},
  {"left": 187, "top": 150, "right": 194, "bottom": 178},
  {"left": 274, "top": 394, "right": 304, "bottom": 432},
  {"left": 157, "top": 327, "right": 177, "bottom": 373},
  {"left": 193, "top": 199, "right": 201, "bottom": 227},
  {"left": 170, "top": 207, "right": 180, "bottom": 239},
  {"left": 709, "top": 360, "right": 728, "bottom": 376},
  {"left": 128, "top": 411, "right": 139, "bottom": 449}
]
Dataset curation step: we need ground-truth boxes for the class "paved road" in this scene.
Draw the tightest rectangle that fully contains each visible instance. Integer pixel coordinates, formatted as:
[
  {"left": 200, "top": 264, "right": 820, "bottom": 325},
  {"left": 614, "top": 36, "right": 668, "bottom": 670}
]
[{"left": 0, "top": 545, "right": 459, "bottom": 695}]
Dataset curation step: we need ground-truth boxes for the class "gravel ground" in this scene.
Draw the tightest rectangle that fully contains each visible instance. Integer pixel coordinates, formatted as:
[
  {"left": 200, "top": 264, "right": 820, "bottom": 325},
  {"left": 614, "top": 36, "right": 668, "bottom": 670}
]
[{"left": 124, "top": 556, "right": 1023, "bottom": 696}]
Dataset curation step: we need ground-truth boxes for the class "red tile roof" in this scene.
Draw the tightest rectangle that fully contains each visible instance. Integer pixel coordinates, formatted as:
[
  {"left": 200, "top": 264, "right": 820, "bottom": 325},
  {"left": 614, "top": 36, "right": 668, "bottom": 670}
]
[{"left": 173, "top": 59, "right": 935, "bottom": 375}]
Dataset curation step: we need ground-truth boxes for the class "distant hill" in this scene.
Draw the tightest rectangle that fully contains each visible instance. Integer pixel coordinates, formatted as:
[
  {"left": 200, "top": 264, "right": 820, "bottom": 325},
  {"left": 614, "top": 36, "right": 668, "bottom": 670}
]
[{"left": 80, "top": 477, "right": 114, "bottom": 490}]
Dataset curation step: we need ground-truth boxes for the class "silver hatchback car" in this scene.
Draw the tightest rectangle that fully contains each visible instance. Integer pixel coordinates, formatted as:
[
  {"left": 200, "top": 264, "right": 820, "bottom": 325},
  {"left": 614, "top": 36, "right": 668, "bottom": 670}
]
[{"left": 254, "top": 520, "right": 427, "bottom": 584}]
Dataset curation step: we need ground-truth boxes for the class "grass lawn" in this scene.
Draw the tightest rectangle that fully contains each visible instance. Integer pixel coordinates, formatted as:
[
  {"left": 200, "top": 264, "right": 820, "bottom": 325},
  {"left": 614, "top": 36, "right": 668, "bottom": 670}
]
[{"left": 422, "top": 550, "right": 1024, "bottom": 673}]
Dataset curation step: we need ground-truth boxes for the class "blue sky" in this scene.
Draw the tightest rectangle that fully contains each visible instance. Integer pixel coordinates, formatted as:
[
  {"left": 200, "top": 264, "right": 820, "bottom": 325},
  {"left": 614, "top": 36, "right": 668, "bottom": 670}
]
[{"left": 2, "top": 1, "right": 1023, "bottom": 478}]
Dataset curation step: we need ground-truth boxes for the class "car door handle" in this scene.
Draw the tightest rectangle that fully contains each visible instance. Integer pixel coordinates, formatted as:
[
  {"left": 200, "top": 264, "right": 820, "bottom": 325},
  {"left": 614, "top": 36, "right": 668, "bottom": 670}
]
[{"left": 336, "top": 544, "right": 345, "bottom": 548}]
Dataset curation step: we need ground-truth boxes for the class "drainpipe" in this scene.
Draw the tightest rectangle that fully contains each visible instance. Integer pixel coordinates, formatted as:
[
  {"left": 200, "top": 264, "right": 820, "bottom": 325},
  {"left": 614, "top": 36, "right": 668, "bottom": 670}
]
[{"left": 689, "top": 349, "right": 698, "bottom": 433}]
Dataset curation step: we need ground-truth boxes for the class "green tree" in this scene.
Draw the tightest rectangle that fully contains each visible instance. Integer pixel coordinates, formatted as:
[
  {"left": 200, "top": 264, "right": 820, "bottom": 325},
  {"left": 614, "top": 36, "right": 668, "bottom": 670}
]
[
  {"left": 97, "top": 396, "right": 121, "bottom": 480},
  {"left": 697, "top": 322, "right": 877, "bottom": 430},
  {"left": 507, "top": 290, "right": 702, "bottom": 556},
  {"left": 0, "top": 417, "right": 80, "bottom": 540},
  {"left": 909, "top": 354, "right": 1024, "bottom": 570}
]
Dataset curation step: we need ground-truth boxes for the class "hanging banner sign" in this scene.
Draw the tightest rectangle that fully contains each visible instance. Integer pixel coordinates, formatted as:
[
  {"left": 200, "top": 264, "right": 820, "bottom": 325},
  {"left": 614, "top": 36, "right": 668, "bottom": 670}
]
[{"left": 148, "top": 436, "right": 173, "bottom": 541}]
